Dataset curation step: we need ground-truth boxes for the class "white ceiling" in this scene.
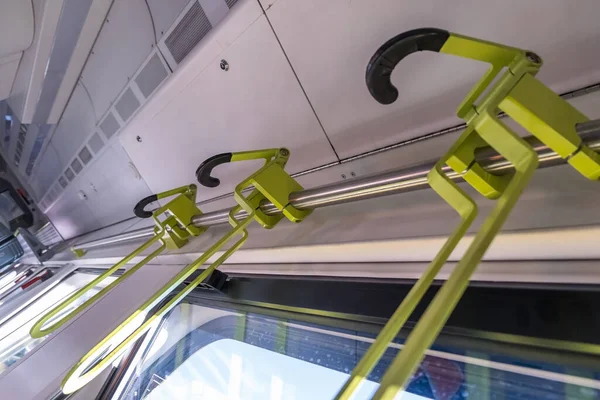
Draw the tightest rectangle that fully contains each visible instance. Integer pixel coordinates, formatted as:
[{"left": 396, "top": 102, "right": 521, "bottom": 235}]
[
  {"left": 119, "top": 0, "right": 338, "bottom": 199},
  {"left": 260, "top": 0, "right": 600, "bottom": 157},
  {"left": 20, "top": 0, "right": 600, "bottom": 237},
  {"left": 80, "top": 0, "right": 155, "bottom": 122}
]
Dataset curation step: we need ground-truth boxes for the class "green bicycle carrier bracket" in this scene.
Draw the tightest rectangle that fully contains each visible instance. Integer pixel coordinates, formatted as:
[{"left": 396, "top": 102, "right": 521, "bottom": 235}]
[
  {"left": 31, "top": 184, "right": 205, "bottom": 340},
  {"left": 60, "top": 147, "right": 310, "bottom": 394},
  {"left": 336, "top": 28, "right": 600, "bottom": 400}
]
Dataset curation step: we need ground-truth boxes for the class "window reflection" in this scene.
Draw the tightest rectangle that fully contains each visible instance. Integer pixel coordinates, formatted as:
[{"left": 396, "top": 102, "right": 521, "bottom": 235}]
[
  {"left": 115, "top": 303, "right": 600, "bottom": 400},
  {"left": 0, "top": 272, "right": 116, "bottom": 373}
]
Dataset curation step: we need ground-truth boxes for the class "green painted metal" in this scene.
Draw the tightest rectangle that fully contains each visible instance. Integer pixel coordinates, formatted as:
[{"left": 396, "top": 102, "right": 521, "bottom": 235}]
[
  {"left": 31, "top": 184, "right": 203, "bottom": 339},
  {"left": 59, "top": 148, "right": 308, "bottom": 394},
  {"left": 231, "top": 148, "right": 312, "bottom": 227},
  {"left": 337, "top": 31, "right": 600, "bottom": 400}
]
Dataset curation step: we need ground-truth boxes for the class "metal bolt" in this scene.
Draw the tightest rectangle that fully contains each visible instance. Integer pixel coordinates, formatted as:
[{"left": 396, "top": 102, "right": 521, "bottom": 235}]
[
  {"left": 220, "top": 59, "right": 229, "bottom": 71},
  {"left": 341, "top": 174, "right": 347, "bottom": 179},
  {"left": 280, "top": 148, "right": 289, "bottom": 156},
  {"left": 350, "top": 172, "right": 356, "bottom": 177},
  {"left": 526, "top": 52, "right": 541, "bottom": 64},
  {"left": 136, "top": 136, "right": 142, "bottom": 143}
]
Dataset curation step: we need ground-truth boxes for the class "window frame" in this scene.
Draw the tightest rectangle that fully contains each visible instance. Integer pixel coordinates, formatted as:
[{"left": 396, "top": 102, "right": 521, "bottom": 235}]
[{"left": 98, "top": 271, "right": 600, "bottom": 399}]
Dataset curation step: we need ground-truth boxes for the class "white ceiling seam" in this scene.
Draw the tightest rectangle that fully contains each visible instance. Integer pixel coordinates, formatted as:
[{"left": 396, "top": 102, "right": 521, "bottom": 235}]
[
  {"left": 47, "top": 0, "right": 115, "bottom": 124},
  {"left": 31, "top": 0, "right": 96, "bottom": 124},
  {"left": 259, "top": 0, "right": 600, "bottom": 158},
  {"left": 7, "top": 0, "right": 64, "bottom": 123},
  {"left": 36, "top": 0, "right": 243, "bottom": 212},
  {"left": 38, "top": 49, "right": 171, "bottom": 212},
  {"left": 119, "top": 2, "right": 338, "bottom": 198}
]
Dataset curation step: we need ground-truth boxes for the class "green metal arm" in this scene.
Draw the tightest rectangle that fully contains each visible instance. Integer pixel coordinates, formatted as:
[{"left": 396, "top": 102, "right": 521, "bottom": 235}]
[
  {"left": 197, "top": 147, "right": 312, "bottom": 226},
  {"left": 30, "top": 185, "right": 203, "bottom": 339},
  {"left": 61, "top": 209, "right": 252, "bottom": 394},
  {"left": 60, "top": 148, "right": 309, "bottom": 394},
  {"left": 338, "top": 29, "right": 600, "bottom": 399}
]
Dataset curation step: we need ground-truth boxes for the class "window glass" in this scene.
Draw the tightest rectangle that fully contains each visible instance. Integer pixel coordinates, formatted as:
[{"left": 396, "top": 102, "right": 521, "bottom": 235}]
[
  {"left": 0, "top": 190, "right": 24, "bottom": 223},
  {"left": 114, "top": 303, "right": 600, "bottom": 400},
  {"left": 0, "top": 271, "right": 116, "bottom": 373}
]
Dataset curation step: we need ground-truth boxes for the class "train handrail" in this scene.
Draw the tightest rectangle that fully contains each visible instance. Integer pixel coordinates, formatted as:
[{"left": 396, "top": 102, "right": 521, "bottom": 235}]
[
  {"left": 60, "top": 148, "right": 310, "bottom": 394},
  {"left": 336, "top": 29, "right": 600, "bottom": 400}
]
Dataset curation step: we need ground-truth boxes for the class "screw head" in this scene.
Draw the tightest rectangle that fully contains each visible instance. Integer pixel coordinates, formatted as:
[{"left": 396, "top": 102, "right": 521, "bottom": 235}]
[
  {"left": 279, "top": 148, "right": 289, "bottom": 156},
  {"left": 350, "top": 172, "right": 356, "bottom": 177},
  {"left": 136, "top": 136, "right": 142, "bottom": 143},
  {"left": 220, "top": 59, "right": 229, "bottom": 71},
  {"left": 526, "top": 52, "right": 542, "bottom": 64},
  {"left": 341, "top": 174, "right": 347, "bottom": 179}
]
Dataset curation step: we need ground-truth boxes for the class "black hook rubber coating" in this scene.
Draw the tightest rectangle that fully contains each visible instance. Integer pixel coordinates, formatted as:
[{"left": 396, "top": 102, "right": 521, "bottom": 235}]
[
  {"left": 134, "top": 194, "right": 158, "bottom": 218},
  {"left": 196, "top": 153, "right": 233, "bottom": 187},
  {"left": 366, "top": 28, "right": 450, "bottom": 105}
]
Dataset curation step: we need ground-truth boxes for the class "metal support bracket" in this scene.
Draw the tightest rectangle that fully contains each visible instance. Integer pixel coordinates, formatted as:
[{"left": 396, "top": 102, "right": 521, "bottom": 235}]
[{"left": 340, "top": 28, "right": 600, "bottom": 400}]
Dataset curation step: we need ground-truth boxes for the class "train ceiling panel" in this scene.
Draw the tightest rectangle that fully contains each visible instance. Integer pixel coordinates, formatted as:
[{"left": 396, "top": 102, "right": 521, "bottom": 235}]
[
  {"left": 48, "top": 83, "right": 96, "bottom": 168},
  {"left": 80, "top": 0, "right": 155, "bottom": 122},
  {"left": 145, "top": 0, "right": 190, "bottom": 42},
  {"left": 29, "top": 146, "right": 62, "bottom": 200},
  {"left": 0, "top": 0, "right": 33, "bottom": 100},
  {"left": 120, "top": 1, "right": 338, "bottom": 198},
  {"left": 260, "top": 0, "right": 600, "bottom": 158}
]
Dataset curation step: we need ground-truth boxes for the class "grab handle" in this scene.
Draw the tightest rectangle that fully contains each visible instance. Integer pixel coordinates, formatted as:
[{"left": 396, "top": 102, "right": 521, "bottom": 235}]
[
  {"left": 195, "top": 153, "right": 232, "bottom": 187},
  {"left": 133, "top": 194, "right": 158, "bottom": 218},
  {"left": 366, "top": 28, "right": 449, "bottom": 104}
]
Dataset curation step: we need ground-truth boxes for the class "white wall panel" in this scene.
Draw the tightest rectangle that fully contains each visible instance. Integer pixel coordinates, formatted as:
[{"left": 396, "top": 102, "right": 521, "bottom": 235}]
[
  {"left": 45, "top": 185, "right": 99, "bottom": 238},
  {"left": 47, "top": 83, "right": 96, "bottom": 168},
  {"left": 44, "top": 141, "right": 153, "bottom": 238},
  {"left": 120, "top": 10, "right": 338, "bottom": 199},
  {"left": 80, "top": 0, "right": 155, "bottom": 121},
  {"left": 261, "top": 0, "right": 600, "bottom": 158}
]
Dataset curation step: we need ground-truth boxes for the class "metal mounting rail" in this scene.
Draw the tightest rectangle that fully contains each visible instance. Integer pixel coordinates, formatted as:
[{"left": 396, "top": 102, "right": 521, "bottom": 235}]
[{"left": 72, "top": 121, "right": 600, "bottom": 253}]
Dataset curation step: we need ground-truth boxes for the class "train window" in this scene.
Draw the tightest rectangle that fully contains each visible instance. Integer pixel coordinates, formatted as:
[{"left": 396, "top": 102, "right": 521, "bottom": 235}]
[
  {"left": 0, "top": 270, "right": 116, "bottom": 374},
  {"left": 0, "top": 190, "right": 24, "bottom": 222},
  {"left": 0, "top": 265, "right": 45, "bottom": 305},
  {"left": 110, "top": 301, "right": 600, "bottom": 400}
]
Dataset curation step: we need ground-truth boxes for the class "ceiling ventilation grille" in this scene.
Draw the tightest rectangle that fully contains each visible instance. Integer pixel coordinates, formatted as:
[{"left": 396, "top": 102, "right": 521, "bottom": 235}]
[
  {"left": 14, "top": 124, "right": 28, "bottom": 166},
  {"left": 135, "top": 54, "right": 169, "bottom": 98},
  {"left": 99, "top": 112, "right": 120, "bottom": 139},
  {"left": 78, "top": 146, "right": 93, "bottom": 165},
  {"left": 225, "top": 0, "right": 238, "bottom": 8},
  {"left": 115, "top": 88, "right": 141, "bottom": 122},
  {"left": 88, "top": 132, "right": 104, "bottom": 154},
  {"left": 164, "top": 1, "right": 212, "bottom": 65},
  {"left": 26, "top": 124, "right": 52, "bottom": 176}
]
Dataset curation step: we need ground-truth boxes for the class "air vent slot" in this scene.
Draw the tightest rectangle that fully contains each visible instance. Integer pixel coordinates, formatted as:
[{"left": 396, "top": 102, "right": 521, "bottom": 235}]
[
  {"left": 14, "top": 123, "right": 27, "bottom": 166},
  {"left": 59, "top": 177, "right": 68, "bottom": 188},
  {"left": 79, "top": 146, "right": 93, "bottom": 164},
  {"left": 115, "top": 88, "right": 141, "bottom": 122},
  {"left": 71, "top": 158, "right": 83, "bottom": 174},
  {"left": 165, "top": 1, "right": 212, "bottom": 65},
  {"left": 88, "top": 132, "right": 104, "bottom": 154},
  {"left": 225, "top": 0, "right": 238, "bottom": 8},
  {"left": 65, "top": 168, "right": 75, "bottom": 181},
  {"left": 26, "top": 125, "right": 52, "bottom": 176},
  {"left": 99, "top": 112, "right": 120, "bottom": 139},
  {"left": 135, "top": 54, "right": 168, "bottom": 98}
]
